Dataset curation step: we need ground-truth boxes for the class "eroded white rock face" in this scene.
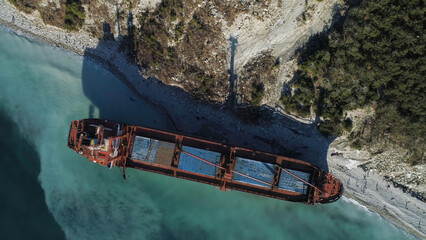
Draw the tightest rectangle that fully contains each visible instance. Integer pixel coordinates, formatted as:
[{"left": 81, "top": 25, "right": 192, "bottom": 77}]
[
  {"left": 223, "top": 0, "right": 341, "bottom": 71},
  {"left": 330, "top": 132, "right": 425, "bottom": 196},
  {"left": 329, "top": 107, "right": 425, "bottom": 195},
  {"left": 220, "top": 0, "right": 342, "bottom": 106}
]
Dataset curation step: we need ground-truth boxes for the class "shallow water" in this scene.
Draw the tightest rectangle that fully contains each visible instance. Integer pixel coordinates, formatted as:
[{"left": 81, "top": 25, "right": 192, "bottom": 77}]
[{"left": 0, "top": 27, "right": 418, "bottom": 240}]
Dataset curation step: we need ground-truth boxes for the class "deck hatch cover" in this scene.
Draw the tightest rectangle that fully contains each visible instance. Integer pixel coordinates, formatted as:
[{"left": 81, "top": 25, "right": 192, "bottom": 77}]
[
  {"left": 278, "top": 169, "right": 310, "bottom": 194},
  {"left": 178, "top": 146, "right": 221, "bottom": 177},
  {"left": 232, "top": 157, "right": 275, "bottom": 187},
  {"left": 131, "top": 136, "right": 158, "bottom": 163}
]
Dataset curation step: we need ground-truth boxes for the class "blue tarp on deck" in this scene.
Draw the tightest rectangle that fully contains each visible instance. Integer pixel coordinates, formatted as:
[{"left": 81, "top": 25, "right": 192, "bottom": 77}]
[
  {"left": 131, "top": 136, "right": 158, "bottom": 163},
  {"left": 232, "top": 157, "right": 275, "bottom": 187},
  {"left": 278, "top": 169, "right": 310, "bottom": 194},
  {"left": 178, "top": 146, "right": 221, "bottom": 177}
]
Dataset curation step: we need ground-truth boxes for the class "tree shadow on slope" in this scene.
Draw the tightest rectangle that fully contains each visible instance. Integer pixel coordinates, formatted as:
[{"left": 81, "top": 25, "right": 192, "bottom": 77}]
[
  {"left": 225, "top": 36, "right": 238, "bottom": 107},
  {"left": 0, "top": 110, "right": 65, "bottom": 240}
]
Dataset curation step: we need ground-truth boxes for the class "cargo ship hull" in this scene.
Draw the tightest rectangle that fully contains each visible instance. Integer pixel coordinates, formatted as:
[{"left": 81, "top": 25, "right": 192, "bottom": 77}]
[{"left": 67, "top": 119, "right": 343, "bottom": 205}]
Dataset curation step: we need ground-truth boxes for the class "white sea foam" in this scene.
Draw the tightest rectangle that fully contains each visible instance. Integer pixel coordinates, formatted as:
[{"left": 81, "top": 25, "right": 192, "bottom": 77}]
[{"left": 342, "top": 196, "right": 372, "bottom": 213}]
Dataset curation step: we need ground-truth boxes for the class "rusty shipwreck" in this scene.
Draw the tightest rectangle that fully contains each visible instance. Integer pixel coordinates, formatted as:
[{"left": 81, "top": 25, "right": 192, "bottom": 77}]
[{"left": 67, "top": 119, "right": 343, "bottom": 205}]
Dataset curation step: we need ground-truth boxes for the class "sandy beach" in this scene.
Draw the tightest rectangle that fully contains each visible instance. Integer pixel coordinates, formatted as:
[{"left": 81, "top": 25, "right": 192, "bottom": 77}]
[{"left": 0, "top": 1, "right": 424, "bottom": 238}]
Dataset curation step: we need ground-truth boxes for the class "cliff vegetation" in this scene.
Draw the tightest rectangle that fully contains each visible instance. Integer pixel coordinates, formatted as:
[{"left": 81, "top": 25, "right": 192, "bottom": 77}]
[{"left": 282, "top": 0, "right": 425, "bottom": 165}]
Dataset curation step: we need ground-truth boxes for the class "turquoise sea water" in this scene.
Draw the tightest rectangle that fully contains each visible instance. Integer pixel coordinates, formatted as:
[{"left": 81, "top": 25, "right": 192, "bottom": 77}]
[{"left": 0, "top": 27, "right": 417, "bottom": 240}]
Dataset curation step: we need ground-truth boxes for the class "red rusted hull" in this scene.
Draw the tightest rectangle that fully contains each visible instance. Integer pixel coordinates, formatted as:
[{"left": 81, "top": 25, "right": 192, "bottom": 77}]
[{"left": 67, "top": 119, "right": 343, "bottom": 205}]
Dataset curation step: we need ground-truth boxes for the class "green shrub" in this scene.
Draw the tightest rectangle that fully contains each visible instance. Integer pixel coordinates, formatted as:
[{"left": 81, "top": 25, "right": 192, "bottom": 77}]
[
  {"left": 64, "top": 0, "right": 85, "bottom": 31},
  {"left": 250, "top": 83, "right": 265, "bottom": 106},
  {"left": 318, "top": 120, "right": 342, "bottom": 137},
  {"left": 8, "top": 0, "right": 39, "bottom": 13},
  {"left": 343, "top": 118, "right": 353, "bottom": 132},
  {"left": 191, "top": 15, "right": 203, "bottom": 29},
  {"left": 350, "top": 139, "right": 363, "bottom": 150},
  {"left": 175, "top": 21, "right": 184, "bottom": 39}
]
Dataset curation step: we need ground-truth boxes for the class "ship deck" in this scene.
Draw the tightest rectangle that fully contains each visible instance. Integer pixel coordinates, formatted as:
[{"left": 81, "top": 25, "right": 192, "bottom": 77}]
[
  {"left": 122, "top": 125, "right": 320, "bottom": 203},
  {"left": 131, "top": 135, "right": 310, "bottom": 194}
]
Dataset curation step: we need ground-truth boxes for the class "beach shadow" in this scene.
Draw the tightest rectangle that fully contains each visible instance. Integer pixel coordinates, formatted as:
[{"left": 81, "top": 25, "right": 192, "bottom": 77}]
[
  {"left": 0, "top": 111, "right": 65, "bottom": 239},
  {"left": 230, "top": 104, "right": 334, "bottom": 171},
  {"left": 81, "top": 17, "right": 176, "bottom": 129}
]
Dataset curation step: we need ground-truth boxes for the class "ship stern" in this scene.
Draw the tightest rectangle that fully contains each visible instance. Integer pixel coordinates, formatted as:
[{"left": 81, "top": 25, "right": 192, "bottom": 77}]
[{"left": 67, "top": 120, "right": 81, "bottom": 151}]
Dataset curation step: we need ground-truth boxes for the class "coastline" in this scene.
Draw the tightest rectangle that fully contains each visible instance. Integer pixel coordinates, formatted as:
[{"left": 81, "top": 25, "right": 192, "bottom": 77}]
[
  {"left": 328, "top": 151, "right": 425, "bottom": 239},
  {"left": 1, "top": 1, "right": 424, "bottom": 239}
]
